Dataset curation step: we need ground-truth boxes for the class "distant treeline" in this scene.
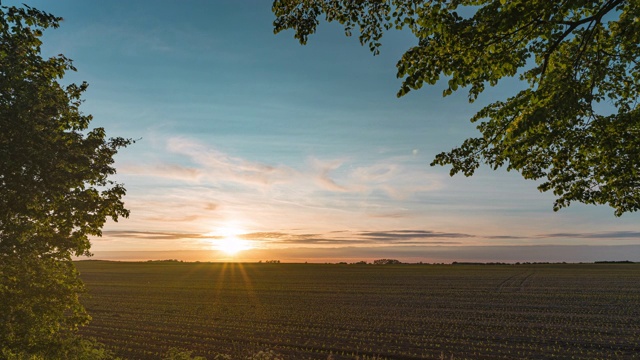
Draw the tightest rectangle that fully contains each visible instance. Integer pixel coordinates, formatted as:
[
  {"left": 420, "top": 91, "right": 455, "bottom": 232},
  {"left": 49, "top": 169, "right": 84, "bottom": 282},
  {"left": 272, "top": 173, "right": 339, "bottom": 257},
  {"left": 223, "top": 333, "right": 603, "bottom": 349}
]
[
  {"left": 451, "top": 261, "right": 567, "bottom": 265},
  {"left": 133, "top": 259, "right": 635, "bottom": 265}
]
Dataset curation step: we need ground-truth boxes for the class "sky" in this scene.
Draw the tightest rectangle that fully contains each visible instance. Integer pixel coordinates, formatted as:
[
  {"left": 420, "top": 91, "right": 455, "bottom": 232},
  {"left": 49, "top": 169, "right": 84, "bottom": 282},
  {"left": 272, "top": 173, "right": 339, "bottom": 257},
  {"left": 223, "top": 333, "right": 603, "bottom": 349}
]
[{"left": 10, "top": 0, "right": 640, "bottom": 263}]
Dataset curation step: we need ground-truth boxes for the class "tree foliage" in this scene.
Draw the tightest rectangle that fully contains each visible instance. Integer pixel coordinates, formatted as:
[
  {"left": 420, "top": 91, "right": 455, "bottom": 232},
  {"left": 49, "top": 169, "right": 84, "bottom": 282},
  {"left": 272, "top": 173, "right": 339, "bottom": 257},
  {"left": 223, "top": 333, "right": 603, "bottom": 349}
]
[
  {"left": 0, "top": 4, "right": 130, "bottom": 357},
  {"left": 273, "top": 0, "right": 640, "bottom": 216}
]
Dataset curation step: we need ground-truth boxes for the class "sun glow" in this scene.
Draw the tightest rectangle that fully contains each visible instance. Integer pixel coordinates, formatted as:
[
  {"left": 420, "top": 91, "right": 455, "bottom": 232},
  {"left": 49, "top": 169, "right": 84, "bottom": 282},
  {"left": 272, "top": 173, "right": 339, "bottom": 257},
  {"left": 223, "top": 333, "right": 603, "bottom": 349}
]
[
  {"left": 216, "top": 236, "right": 252, "bottom": 255},
  {"left": 209, "top": 226, "right": 253, "bottom": 256}
]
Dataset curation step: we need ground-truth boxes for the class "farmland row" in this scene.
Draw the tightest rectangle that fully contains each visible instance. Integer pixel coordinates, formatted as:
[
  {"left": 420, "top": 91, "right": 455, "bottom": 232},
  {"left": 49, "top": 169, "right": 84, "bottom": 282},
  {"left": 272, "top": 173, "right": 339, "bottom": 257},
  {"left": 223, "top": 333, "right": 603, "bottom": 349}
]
[{"left": 76, "top": 262, "right": 640, "bottom": 359}]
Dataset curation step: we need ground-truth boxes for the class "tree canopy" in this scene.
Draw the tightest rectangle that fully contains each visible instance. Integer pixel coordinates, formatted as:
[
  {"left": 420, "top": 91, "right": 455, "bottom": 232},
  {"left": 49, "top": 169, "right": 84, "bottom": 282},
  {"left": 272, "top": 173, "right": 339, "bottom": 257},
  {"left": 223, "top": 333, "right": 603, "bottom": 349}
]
[
  {"left": 273, "top": 0, "right": 640, "bottom": 216},
  {"left": 0, "top": 4, "right": 130, "bottom": 357}
]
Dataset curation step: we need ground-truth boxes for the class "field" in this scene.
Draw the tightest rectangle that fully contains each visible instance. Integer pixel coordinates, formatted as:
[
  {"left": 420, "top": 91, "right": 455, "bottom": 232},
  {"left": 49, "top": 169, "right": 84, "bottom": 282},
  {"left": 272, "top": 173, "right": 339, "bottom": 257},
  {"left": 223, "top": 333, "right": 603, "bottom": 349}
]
[{"left": 76, "top": 261, "right": 640, "bottom": 360}]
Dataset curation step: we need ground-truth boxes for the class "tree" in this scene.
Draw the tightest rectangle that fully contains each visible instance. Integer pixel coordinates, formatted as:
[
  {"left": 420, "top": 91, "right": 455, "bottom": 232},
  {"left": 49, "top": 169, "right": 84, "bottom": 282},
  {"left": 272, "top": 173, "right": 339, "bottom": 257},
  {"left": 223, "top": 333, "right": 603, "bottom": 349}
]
[
  {"left": 373, "top": 259, "right": 402, "bottom": 265},
  {"left": 0, "top": 4, "right": 130, "bottom": 357},
  {"left": 273, "top": 0, "right": 640, "bottom": 216}
]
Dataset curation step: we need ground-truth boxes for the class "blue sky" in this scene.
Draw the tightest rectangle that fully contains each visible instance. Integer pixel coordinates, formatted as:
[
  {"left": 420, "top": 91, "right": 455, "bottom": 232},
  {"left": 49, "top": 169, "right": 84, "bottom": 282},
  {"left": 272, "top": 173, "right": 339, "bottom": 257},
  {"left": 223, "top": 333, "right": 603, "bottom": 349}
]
[{"left": 11, "top": 0, "right": 640, "bottom": 262}]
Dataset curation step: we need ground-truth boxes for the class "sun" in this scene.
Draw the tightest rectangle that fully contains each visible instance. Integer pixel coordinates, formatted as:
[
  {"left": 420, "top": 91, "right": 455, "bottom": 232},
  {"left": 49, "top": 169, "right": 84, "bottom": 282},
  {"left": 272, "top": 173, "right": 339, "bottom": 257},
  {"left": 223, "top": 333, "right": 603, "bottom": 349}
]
[
  {"left": 209, "top": 226, "right": 253, "bottom": 255},
  {"left": 216, "top": 236, "right": 252, "bottom": 255}
]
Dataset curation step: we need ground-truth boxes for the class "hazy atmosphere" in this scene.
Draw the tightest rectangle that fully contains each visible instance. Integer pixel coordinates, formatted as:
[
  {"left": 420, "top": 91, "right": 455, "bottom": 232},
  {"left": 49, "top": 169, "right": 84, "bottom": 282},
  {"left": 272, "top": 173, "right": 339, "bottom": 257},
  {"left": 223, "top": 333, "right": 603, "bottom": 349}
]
[{"left": 14, "top": 0, "right": 639, "bottom": 263}]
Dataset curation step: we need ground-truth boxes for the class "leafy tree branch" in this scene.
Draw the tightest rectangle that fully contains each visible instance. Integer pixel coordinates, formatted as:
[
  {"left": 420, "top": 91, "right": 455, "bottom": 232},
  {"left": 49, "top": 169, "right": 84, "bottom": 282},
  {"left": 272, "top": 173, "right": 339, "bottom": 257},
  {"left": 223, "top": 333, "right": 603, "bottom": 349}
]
[{"left": 273, "top": 0, "right": 639, "bottom": 216}]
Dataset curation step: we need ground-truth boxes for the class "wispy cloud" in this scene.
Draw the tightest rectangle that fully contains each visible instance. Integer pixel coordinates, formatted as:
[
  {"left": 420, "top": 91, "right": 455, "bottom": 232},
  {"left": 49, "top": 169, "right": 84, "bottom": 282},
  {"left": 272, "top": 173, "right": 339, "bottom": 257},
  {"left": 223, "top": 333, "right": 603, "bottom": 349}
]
[
  {"left": 539, "top": 231, "right": 640, "bottom": 239},
  {"left": 102, "top": 229, "right": 469, "bottom": 246},
  {"left": 241, "top": 232, "right": 317, "bottom": 240},
  {"left": 119, "top": 164, "right": 203, "bottom": 182},
  {"left": 240, "top": 232, "right": 352, "bottom": 245},
  {"left": 488, "top": 235, "right": 527, "bottom": 240},
  {"left": 368, "top": 212, "right": 411, "bottom": 219},
  {"left": 310, "top": 158, "right": 350, "bottom": 192},
  {"left": 167, "top": 137, "right": 296, "bottom": 187},
  {"left": 102, "top": 230, "right": 205, "bottom": 241},
  {"left": 120, "top": 137, "right": 443, "bottom": 201},
  {"left": 237, "top": 229, "right": 470, "bottom": 246},
  {"left": 357, "top": 230, "right": 475, "bottom": 241},
  {"left": 143, "top": 215, "right": 201, "bottom": 223}
]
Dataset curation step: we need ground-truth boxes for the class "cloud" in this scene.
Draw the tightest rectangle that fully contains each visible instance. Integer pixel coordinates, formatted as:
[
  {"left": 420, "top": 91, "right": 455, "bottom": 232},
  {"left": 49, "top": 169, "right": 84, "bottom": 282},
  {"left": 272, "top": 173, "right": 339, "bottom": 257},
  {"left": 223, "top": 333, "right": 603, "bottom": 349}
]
[
  {"left": 277, "top": 238, "right": 373, "bottom": 245},
  {"left": 240, "top": 232, "right": 337, "bottom": 245},
  {"left": 119, "top": 163, "right": 203, "bottom": 181},
  {"left": 167, "top": 137, "right": 296, "bottom": 187},
  {"left": 351, "top": 163, "right": 399, "bottom": 183},
  {"left": 238, "top": 229, "right": 473, "bottom": 246},
  {"left": 240, "top": 232, "right": 309, "bottom": 240},
  {"left": 102, "top": 230, "right": 205, "bottom": 240},
  {"left": 368, "top": 212, "right": 410, "bottom": 219},
  {"left": 357, "top": 230, "right": 475, "bottom": 241},
  {"left": 142, "top": 215, "right": 201, "bottom": 223},
  {"left": 203, "top": 202, "right": 218, "bottom": 211},
  {"left": 121, "top": 137, "right": 443, "bottom": 201},
  {"left": 539, "top": 231, "right": 640, "bottom": 239},
  {"left": 486, "top": 235, "right": 527, "bottom": 240},
  {"left": 310, "top": 158, "right": 349, "bottom": 192},
  {"left": 348, "top": 161, "right": 441, "bottom": 199}
]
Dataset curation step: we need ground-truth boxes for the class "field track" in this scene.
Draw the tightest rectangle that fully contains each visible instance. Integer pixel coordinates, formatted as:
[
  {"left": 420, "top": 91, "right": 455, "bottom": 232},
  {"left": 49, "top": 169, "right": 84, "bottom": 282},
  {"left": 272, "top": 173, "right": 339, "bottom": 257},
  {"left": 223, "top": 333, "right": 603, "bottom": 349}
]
[{"left": 76, "top": 261, "right": 640, "bottom": 359}]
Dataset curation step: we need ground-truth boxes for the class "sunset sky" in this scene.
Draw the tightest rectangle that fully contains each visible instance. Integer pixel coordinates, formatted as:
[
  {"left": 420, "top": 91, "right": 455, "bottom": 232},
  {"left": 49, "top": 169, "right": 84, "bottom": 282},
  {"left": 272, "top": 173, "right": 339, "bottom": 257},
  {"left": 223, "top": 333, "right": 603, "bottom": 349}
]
[{"left": 14, "top": 0, "right": 640, "bottom": 262}]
